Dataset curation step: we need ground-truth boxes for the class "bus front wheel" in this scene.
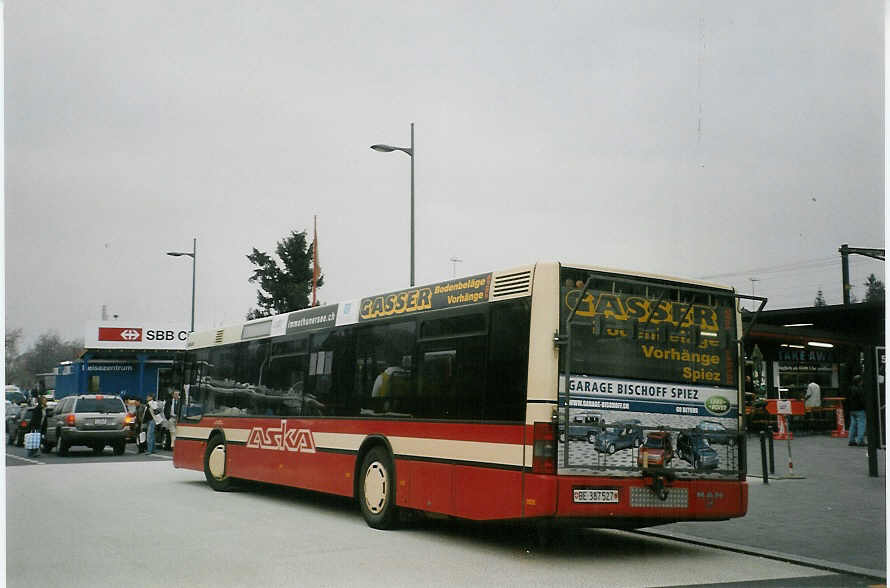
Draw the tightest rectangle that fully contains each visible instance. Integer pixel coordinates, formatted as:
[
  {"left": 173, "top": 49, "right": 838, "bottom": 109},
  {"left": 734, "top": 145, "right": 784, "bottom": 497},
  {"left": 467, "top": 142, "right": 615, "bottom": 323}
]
[
  {"left": 204, "top": 436, "right": 235, "bottom": 491},
  {"left": 358, "top": 447, "right": 398, "bottom": 530}
]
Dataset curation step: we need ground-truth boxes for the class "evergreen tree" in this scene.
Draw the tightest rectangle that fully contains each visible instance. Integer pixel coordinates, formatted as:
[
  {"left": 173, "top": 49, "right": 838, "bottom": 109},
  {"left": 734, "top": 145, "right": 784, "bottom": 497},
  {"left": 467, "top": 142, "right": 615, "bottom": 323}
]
[
  {"left": 864, "top": 273, "right": 885, "bottom": 302},
  {"left": 246, "top": 230, "right": 322, "bottom": 319},
  {"left": 814, "top": 289, "right": 826, "bottom": 306}
]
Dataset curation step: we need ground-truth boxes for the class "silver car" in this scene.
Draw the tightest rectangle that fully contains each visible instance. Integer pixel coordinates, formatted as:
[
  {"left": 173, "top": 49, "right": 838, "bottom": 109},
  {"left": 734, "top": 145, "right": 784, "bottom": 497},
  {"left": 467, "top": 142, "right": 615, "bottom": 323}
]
[{"left": 44, "top": 395, "right": 130, "bottom": 456}]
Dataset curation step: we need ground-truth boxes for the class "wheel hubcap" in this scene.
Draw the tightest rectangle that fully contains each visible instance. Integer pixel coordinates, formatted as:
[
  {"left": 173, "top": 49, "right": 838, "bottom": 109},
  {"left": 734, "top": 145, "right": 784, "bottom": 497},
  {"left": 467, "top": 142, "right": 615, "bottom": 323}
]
[
  {"left": 363, "top": 461, "right": 387, "bottom": 514},
  {"left": 208, "top": 445, "right": 226, "bottom": 480}
]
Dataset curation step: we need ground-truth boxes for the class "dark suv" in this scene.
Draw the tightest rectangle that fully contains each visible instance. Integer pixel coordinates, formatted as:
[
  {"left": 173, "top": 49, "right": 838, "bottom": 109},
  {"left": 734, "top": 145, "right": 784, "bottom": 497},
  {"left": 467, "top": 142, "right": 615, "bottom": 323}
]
[
  {"left": 561, "top": 411, "right": 604, "bottom": 443},
  {"left": 44, "top": 395, "right": 129, "bottom": 456},
  {"left": 594, "top": 420, "right": 644, "bottom": 454},
  {"left": 676, "top": 431, "right": 719, "bottom": 470}
]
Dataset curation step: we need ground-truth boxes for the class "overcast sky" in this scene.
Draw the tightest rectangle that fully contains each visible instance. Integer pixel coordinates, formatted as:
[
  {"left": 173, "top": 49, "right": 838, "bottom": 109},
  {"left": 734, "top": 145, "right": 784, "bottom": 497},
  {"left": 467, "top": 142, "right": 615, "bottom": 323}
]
[{"left": 4, "top": 1, "right": 885, "bottom": 349}]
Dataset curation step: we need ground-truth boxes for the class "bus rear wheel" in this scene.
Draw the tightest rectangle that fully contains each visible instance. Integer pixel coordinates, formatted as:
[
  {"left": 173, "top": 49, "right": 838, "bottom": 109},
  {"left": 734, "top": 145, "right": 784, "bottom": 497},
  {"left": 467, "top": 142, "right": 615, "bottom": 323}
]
[
  {"left": 204, "top": 436, "right": 235, "bottom": 491},
  {"left": 358, "top": 447, "right": 398, "bottom": 530}
]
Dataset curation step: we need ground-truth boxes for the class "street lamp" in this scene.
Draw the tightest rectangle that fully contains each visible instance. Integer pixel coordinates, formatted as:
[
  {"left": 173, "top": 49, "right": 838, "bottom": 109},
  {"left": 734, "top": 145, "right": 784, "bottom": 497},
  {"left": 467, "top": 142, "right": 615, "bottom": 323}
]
[
  {"left": 748, "top": 277, "right": 760, "bottom": 311},
  {"left": 450, "top": 256, "right": 462, "bottom": 278},
  {"left": 371, "top": 122, "right": 415, "bottom": 287},
  {"left": 166, "top": 237, "right": 196, "bottom": 332}
]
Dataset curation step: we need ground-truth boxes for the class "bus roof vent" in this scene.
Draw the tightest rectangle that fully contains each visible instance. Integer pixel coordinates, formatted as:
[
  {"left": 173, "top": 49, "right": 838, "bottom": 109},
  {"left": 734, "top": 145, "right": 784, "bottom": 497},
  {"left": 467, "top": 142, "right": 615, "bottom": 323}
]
[
  {"left": 214, "top": 330, "right": 225, "bottom": 344},
  {"left": 491, "top": 267, "right": 532, "bottom": 300}
]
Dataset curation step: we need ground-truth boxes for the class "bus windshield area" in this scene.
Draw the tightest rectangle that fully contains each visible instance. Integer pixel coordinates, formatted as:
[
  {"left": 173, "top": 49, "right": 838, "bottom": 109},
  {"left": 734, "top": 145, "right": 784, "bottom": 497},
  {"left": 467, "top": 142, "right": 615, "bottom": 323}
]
[{"left": 560, "top": 267, "right": 738, "bottom": 388}]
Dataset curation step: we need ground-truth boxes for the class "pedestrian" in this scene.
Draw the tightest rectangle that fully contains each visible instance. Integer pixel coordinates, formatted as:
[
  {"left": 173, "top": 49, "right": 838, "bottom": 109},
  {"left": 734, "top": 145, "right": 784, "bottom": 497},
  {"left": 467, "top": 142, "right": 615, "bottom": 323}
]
[
  {"left": 28, "top": 396, "right": 46, "bottom": 457},
  {"left": 164, "top": 390, "right": 180, "bottom": 450},
  {"left": 847, "top": 375, "right": 866, "bottom": 446},
  {"left": 136, "top": 398, "right": 149, "bottom": 453},
  {"left": 144, "top": 394, "right": 159, "bottom": 454},
  {"left": 805, "top": 380, "right": 821, "bottom": 409}
]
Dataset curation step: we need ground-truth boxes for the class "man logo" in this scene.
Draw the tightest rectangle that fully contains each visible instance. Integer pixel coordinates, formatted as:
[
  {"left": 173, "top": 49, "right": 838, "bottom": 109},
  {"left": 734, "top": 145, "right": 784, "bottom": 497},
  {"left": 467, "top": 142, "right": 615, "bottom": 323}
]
[{"left": 246, "top": 420, "right": 316, "bottom": 453}]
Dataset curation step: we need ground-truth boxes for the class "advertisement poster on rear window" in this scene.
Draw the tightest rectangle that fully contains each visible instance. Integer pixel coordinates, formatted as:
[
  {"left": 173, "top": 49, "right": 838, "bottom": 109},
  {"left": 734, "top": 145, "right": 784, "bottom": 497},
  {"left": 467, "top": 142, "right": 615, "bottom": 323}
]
[{"left": 557, "top": 270, "right": 741, "bottom": 480}]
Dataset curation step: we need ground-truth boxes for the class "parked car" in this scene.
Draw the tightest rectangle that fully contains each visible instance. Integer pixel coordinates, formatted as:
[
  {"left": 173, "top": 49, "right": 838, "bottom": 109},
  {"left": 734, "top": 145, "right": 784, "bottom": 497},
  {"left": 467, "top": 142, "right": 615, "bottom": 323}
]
[
  {"left": 5, "top": 386, "right": 27, "bottom": 405},
  {"left": 7, "top": 406, "right": 32, "bottom": 446},
  {"left": 43, "top": 395, "right": 128, "bottom": 456},
  {"left": 560, "top": 411, "right": 604, "bottom": 443},
  {"left": 676, "top": 431, "right": 719, "bottom": 470},
  {"left": 6, "top": 404, "right": 25, "bottom": 436},
  {"left": 594, "top": 419, "right": 644, "bottom": 454},
  {"left": 693, "top": 420, "right": 736, "bottom": 446},
  {"left": 638, "top": 431, "right": 674, "bottom": 468}
]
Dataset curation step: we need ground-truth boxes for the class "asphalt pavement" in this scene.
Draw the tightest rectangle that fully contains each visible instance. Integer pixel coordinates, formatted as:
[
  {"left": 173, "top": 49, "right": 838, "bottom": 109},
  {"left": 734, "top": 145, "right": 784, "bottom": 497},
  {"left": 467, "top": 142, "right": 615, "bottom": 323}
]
[
  {"left": 646, "top": 432, "right": 887, "bottom": 580},
  {"left": 5, "top": 431, "right": 887, "bottom": 583}
]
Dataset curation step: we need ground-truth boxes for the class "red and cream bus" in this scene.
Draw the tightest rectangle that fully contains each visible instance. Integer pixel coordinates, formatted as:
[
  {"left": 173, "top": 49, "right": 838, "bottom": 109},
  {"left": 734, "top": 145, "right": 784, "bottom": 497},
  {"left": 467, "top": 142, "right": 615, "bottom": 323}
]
[{"left": 173, "top": 261, "right": 750, "bottom": 530}]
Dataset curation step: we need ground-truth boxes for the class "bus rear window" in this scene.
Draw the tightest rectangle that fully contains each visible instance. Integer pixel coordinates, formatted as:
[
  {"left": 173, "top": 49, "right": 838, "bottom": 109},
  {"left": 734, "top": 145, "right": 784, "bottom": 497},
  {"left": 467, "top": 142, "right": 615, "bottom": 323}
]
[{"left": 560, "top": 267, "right": 738, "bottom": 387}]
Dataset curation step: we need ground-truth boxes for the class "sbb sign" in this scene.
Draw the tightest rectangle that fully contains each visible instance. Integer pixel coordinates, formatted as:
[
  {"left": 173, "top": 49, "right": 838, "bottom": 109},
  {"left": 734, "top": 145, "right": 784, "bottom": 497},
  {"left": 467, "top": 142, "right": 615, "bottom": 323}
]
[
  {"left": 146, "top": 329, "right": 188, "bottom": 342},
  {"left": 86, "top": 322, "right": 189, "bottom": 350}
]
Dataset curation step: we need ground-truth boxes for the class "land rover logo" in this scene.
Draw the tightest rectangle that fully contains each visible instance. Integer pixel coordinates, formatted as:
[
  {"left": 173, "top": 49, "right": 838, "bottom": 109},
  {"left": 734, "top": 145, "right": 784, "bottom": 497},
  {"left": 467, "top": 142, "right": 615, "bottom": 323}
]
[{"left": 705, "top": 395, "right": 730, "bottom": 415}]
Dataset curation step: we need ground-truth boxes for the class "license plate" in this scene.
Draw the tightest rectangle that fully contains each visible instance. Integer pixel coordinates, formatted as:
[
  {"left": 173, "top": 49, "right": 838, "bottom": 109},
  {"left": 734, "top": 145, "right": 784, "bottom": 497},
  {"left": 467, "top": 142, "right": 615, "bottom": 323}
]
[
  {"left": 573, "top": 489, "right": 619, "bottom": 503},
  {"left": 94, "top": 418, "right": 106, "bottom": 425}
]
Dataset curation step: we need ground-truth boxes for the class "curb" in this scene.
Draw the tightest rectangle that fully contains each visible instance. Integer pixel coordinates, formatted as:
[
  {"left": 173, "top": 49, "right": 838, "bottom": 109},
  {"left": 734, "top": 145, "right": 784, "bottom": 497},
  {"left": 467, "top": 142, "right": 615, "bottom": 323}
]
[{"left": 633, "top": 529, "right": 886, "bottom": 581}]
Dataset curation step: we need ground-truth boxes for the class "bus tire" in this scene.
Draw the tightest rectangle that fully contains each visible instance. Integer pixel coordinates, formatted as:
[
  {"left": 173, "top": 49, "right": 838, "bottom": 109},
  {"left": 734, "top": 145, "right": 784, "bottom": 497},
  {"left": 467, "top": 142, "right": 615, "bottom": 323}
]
[
  {"left": 587, "top": 432, "right": 597, "bottom": 444},
  {"left": 358, "top": 447, "right": 398, "bottom": 530},
  {"left": 607, "top": 443, "right": 616, "bottom": 454},
  {"left": 204, "top": 436, "right": 235, "bottom": 492},
  {"left": 112, "top": 441, "right": 126, "bottom": 455}
]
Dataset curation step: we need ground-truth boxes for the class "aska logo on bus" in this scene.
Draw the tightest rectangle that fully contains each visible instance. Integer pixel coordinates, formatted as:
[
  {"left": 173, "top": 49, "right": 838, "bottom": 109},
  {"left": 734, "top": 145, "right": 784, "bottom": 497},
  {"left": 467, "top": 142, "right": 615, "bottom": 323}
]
[{"left": 246, "top": 420, "right": 316, "bottom": 453}]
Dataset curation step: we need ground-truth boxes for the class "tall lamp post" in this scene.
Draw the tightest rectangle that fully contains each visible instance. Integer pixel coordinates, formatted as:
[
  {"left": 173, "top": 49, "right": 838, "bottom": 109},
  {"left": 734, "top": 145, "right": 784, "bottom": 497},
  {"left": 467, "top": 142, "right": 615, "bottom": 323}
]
[
  {"left": 166, "top": 237, "right": 197, "bottom": 332},
  {"left": 371, "top": 122, "right": 415, "bottom": 287}
]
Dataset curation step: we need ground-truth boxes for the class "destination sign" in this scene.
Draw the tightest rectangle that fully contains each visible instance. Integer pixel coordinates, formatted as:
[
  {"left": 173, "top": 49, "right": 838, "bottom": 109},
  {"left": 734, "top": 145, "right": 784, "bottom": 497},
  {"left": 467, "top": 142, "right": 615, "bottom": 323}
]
[{"left": 359, "top": 273, "right": 492, "bottom": 322}]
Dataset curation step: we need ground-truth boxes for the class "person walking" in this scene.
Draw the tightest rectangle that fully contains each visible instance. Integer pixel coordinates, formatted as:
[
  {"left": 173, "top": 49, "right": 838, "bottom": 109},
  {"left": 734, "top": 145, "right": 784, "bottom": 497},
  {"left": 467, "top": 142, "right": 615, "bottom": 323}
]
[
  {"left": 136, "top": 399, "right": 147, "bottom": 453},
  {"left": 163, "top": 390, "right": 180, "bottom": 450},
  {"left": 805, "top": 380, "right": 821, "bottom": 409},
  {"left": 145, "top": 394, "right": 158, "bottom": 454},
  {"left": 28, "top": 396, "right": 46, "bottom": 457},
  {"left": 847, "top": 375, "right": 866, "bottom": 446}
]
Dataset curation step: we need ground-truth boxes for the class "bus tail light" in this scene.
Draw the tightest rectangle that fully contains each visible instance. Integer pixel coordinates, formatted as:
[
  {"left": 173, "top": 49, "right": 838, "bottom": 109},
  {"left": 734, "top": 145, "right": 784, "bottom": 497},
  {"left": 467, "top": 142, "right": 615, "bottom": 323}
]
[
  {"left": 532, "top": 421, "right": 556, "bottom": 475},
  {"left": 124, "top": 414, "right": 134, "bottom": 426},
  {"left": 65, "top": 414, "right": 76, "bottom": 426}
]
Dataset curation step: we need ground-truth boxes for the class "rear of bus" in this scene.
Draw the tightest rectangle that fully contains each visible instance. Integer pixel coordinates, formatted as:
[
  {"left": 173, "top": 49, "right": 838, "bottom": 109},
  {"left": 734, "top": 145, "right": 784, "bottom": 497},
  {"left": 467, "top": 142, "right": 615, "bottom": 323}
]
[{"left": 525, "top": 263, "right": 746, "bottom": 528}]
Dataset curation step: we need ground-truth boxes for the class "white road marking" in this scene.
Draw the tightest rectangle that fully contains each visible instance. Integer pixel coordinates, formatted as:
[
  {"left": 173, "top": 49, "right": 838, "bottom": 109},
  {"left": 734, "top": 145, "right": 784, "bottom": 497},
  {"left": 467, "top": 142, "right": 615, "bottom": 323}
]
[
  {"left": 7, "top": 453, "right": 45, "bottom": 465},
  {"left": 125, "top": 447, "right": 172, "bottom": 459}
]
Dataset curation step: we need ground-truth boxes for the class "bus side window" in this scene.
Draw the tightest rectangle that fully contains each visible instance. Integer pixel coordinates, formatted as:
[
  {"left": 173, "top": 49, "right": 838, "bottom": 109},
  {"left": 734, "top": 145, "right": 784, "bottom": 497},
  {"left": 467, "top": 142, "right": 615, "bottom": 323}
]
[
  {"left": 307, "top": 329, "right": 355, "bottom": 417},
  {"left": 486, "top": 299, "right": 530, "bottom": 421},
  {"left": 354, "top": 322, "right": 415, "bottom": 417},
  {"left": 418, "top": 335, "right": 486, "bottom": 420},
  {"left": 264, "top": 337, "right": 308, "bottom": 417}
]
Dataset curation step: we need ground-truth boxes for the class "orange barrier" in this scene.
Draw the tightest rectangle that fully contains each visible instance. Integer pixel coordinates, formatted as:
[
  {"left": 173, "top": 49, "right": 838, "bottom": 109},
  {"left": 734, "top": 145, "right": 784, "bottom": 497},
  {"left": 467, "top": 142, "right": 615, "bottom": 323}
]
[
  {"left": 766, "top": 399, "right": 804, "bottom": 441},
  {"left": 824, "top": 397, "right": 848, "bottom": 438}
]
